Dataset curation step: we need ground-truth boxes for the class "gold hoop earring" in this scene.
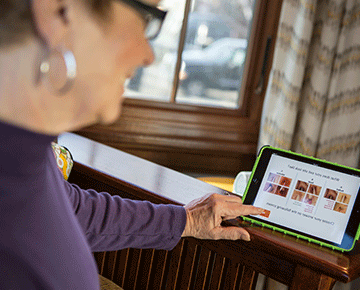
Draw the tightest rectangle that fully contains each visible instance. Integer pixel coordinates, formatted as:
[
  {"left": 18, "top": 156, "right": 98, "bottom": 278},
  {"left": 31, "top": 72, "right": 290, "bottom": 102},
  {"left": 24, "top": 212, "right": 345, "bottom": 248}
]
[{"left": 39, "top": 47, "right": 77, "bottom": 96}]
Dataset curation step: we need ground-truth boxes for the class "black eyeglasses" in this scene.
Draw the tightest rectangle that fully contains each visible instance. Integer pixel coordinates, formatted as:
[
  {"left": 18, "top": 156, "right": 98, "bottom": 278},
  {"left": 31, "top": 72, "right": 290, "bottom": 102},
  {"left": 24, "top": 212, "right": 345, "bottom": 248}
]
[{"left": 118, "top": 0, "right": 167, "bottom": 40}]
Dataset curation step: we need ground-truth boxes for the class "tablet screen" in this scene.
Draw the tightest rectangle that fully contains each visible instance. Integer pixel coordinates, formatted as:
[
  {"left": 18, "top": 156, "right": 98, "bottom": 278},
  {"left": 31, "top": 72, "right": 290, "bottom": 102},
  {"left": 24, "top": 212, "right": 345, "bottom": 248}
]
[{"left": 249, "top": 152, "right": 360, "bottom": 246}]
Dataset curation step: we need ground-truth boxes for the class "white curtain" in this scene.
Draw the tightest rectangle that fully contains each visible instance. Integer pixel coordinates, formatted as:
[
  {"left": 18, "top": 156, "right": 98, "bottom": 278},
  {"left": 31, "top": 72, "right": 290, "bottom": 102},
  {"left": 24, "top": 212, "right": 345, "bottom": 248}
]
[
  {"left": 259, "top": 0, "right": 360, "bottom": 168},
  {"left": 258, "top": 0, "right": 360, "bottom": 289}
]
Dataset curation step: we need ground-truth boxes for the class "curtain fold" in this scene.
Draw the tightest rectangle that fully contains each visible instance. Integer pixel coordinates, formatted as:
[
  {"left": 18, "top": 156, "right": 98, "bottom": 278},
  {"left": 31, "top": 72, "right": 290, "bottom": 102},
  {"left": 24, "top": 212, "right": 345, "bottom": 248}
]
[{"left": 259, "top": 0, "right": 360, "bottom": 168}]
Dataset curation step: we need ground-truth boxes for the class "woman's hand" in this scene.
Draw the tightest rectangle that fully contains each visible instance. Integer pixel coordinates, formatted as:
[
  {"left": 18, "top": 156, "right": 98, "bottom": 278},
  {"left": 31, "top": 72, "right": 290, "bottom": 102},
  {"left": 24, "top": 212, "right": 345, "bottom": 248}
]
[{"left": 182, "top": 193, "right": 263, "bottom": 241}]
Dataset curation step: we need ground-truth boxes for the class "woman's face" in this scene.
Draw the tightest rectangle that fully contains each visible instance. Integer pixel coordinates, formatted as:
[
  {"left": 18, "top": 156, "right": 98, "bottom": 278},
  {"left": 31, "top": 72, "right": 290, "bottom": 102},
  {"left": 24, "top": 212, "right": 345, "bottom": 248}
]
[{"left": 65, "top": 0, "right": 156, "bottom": 126}]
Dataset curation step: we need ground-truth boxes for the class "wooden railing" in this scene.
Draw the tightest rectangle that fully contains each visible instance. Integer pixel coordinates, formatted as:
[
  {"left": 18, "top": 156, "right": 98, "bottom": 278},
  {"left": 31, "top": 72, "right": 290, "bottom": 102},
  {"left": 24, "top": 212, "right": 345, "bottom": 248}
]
[{"left": 59, "top": 133, "right": 360, "bottom": 290}]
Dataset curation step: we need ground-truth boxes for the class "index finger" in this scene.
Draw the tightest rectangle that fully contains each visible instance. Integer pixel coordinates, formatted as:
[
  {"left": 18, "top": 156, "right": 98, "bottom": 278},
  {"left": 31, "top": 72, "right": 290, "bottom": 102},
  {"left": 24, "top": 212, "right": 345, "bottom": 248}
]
[{"left": 220, "top": 204, "right": 264, "bottom": 220}]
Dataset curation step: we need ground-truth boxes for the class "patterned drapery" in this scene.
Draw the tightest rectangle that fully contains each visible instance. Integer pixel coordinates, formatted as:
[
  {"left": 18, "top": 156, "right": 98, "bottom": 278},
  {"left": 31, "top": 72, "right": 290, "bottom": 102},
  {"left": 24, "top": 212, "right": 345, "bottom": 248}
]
[{"left": 258, "top": 0, "right": 360, "bottom": 168}]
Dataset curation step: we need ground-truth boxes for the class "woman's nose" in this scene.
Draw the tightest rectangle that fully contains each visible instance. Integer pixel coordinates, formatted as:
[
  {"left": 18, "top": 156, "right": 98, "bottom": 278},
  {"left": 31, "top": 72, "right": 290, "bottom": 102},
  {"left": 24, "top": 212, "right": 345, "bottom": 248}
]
[{"left": 143, "top": 41, "right": 155, "bottom": 67}]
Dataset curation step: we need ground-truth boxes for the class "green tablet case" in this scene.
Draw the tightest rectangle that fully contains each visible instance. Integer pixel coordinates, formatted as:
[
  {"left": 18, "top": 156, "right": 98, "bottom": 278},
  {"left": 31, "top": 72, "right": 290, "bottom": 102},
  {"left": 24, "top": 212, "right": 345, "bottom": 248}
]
[{"left": 242, "top": 146, "right": 360, "bottom": 252}]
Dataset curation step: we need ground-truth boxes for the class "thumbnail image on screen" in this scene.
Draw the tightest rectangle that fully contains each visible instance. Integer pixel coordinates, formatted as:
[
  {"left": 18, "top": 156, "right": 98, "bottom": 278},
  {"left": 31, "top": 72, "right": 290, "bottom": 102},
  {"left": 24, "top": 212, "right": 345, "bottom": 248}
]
[{"left": 263, "top": 173, "right": 292, "bottom": 198}]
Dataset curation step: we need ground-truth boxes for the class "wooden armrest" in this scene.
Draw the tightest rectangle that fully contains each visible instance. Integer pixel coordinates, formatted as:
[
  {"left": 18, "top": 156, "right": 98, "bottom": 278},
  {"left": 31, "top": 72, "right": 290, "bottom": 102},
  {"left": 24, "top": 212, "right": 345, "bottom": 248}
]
[{"left": 58, "top": 133, "right": 360, "bottom": 290}]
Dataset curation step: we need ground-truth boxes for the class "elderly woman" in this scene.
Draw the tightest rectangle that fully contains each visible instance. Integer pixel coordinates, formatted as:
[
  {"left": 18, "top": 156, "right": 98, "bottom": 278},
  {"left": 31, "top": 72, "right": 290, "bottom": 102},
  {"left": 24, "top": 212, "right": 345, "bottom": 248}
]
[{"left": 0, "top": 0, "right": 262, "bottom": 289}]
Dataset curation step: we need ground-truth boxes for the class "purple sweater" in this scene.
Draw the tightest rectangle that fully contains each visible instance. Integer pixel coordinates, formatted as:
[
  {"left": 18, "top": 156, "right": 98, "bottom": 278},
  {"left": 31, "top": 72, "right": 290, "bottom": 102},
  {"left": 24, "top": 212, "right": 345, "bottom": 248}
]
[{"left": 0, "top": 121, "right": 186, "bottom": 289}]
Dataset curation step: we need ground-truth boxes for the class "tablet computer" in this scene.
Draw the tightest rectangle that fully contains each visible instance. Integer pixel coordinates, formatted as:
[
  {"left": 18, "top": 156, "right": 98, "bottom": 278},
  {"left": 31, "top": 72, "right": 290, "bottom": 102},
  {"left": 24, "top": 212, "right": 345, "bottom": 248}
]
[{"left": 242, "top": 146, "right": 360, "bottom": 252}]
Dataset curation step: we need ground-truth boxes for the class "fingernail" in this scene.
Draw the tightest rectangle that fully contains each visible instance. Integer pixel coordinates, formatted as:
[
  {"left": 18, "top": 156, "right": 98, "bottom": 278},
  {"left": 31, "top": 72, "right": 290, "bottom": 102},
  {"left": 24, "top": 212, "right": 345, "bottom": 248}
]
[
  {"left": 257, "top": 207, "right": 264, "bottom": 213},
  {"left": 241, "top": 234, "right": 251, "bottom": 242}
]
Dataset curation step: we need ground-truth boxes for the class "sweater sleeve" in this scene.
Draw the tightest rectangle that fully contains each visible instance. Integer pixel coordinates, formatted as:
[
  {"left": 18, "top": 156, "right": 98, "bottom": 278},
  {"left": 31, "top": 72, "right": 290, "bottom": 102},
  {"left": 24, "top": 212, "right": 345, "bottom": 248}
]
[{"left": 63, "top": 181, "right": 187, "bottom": 252}]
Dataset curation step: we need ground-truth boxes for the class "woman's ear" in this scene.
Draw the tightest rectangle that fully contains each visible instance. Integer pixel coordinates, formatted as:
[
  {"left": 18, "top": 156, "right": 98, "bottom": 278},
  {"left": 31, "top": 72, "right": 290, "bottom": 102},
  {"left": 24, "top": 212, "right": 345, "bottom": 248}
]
[{"left": 31, "top": 0, "right": 70, "bottom": 47}]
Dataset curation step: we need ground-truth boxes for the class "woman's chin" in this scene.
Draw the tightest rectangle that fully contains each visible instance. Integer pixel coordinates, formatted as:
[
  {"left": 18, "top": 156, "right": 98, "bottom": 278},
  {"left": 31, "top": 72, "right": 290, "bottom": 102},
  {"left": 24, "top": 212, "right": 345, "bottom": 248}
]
[{"left": 98, "top": 106, "right": 122, "bottom": 125}]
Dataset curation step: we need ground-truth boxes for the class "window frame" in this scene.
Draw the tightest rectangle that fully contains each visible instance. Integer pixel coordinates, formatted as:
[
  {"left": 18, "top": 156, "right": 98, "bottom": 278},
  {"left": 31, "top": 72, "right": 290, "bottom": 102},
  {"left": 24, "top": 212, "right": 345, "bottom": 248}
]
[{"left": 75, "top": 0, "right": 283, "bottom": 175}]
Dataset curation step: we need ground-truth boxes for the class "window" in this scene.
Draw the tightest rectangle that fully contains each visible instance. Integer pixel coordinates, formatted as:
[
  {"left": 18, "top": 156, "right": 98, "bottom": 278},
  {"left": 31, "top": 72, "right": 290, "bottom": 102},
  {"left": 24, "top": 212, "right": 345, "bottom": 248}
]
[
  {"left": 125, "top": 0, "right": 256, "bottom": 109},
  {"left": 76, "top": 0, "right": 283, "bottom": 175}
]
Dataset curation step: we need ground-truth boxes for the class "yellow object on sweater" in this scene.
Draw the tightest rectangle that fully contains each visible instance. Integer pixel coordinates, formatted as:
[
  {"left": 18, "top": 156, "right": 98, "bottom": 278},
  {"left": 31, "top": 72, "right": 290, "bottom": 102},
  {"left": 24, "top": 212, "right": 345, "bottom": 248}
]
[{"left": 51, "top": 142, "right": 74, "bottom": 180}]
